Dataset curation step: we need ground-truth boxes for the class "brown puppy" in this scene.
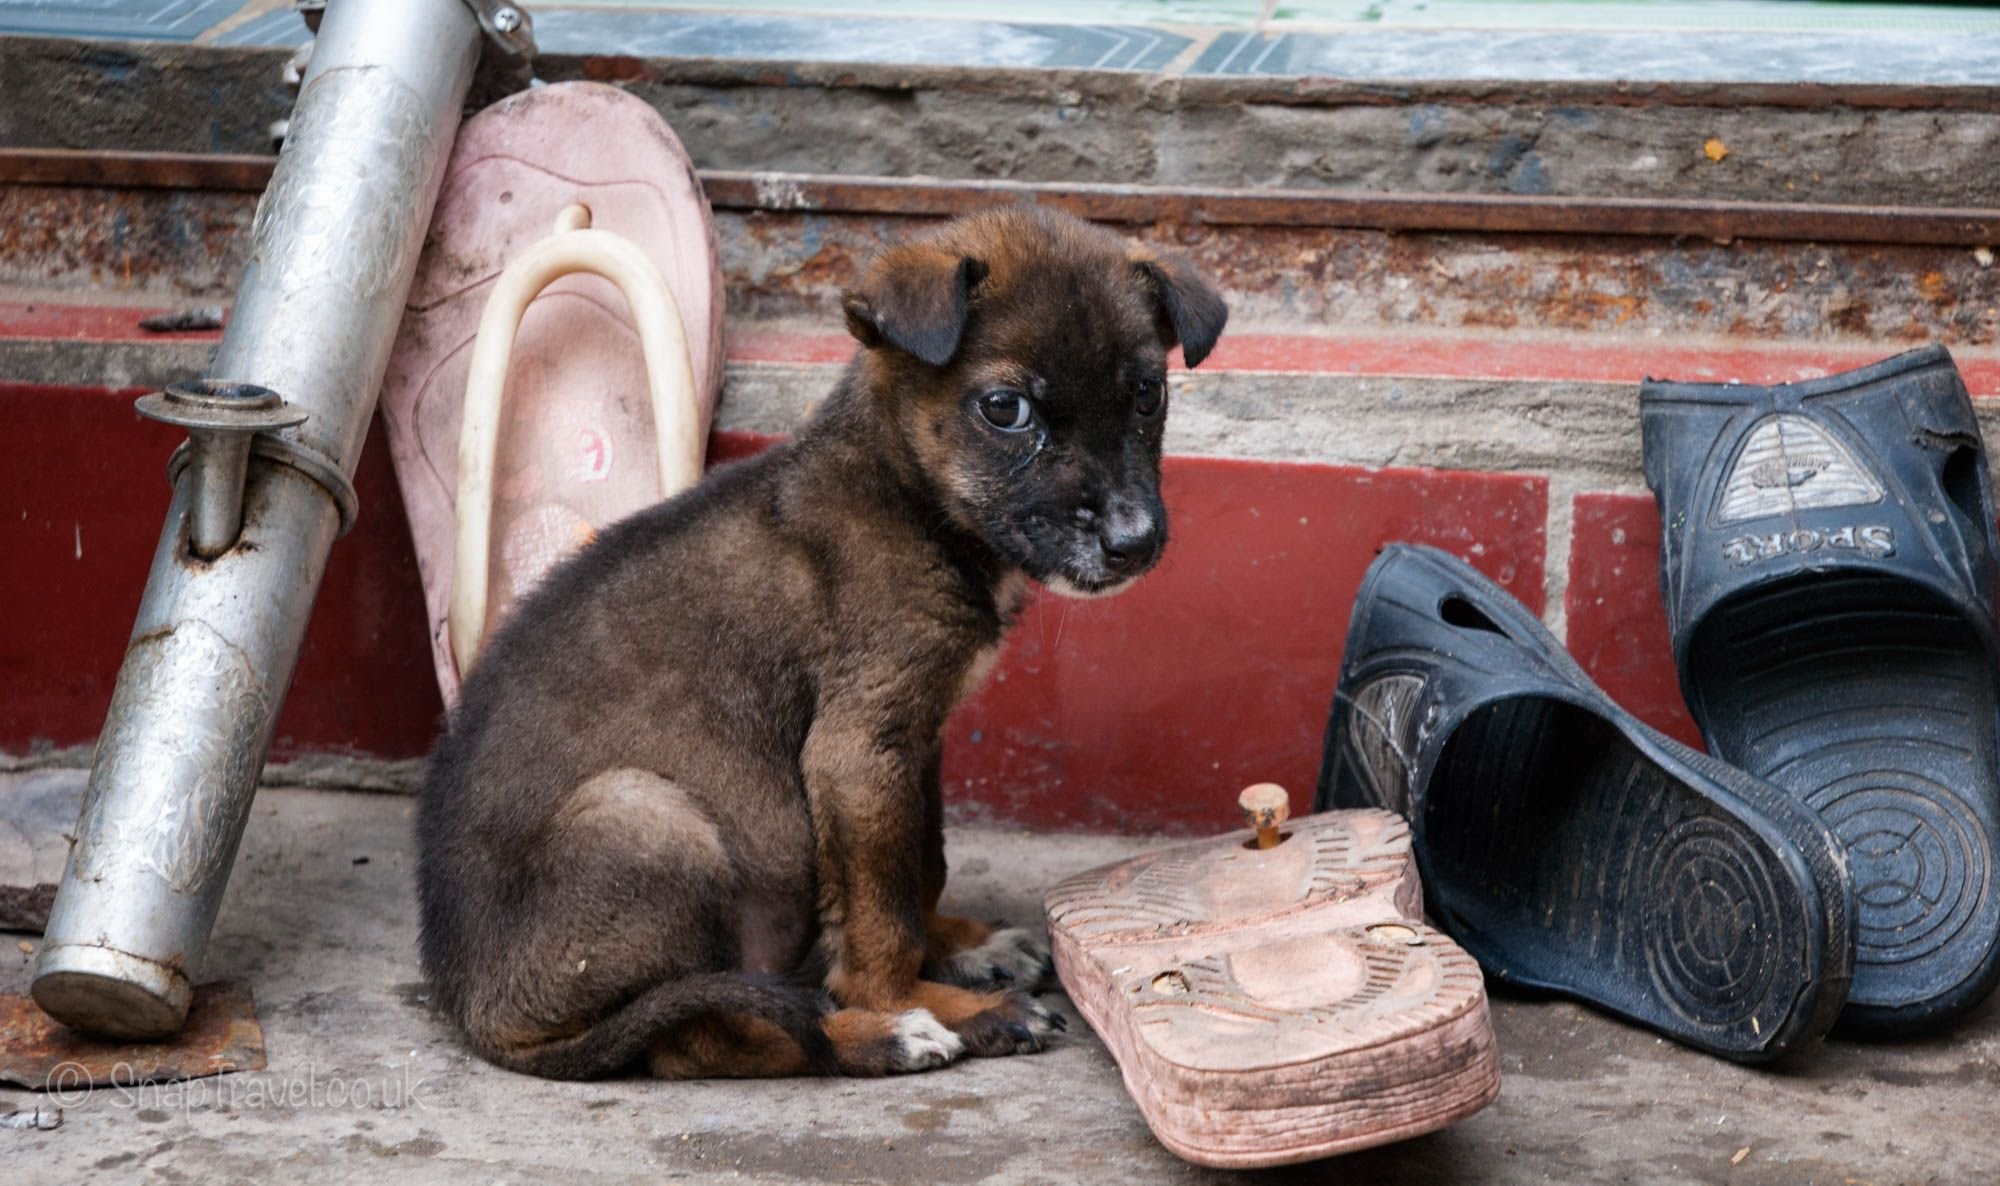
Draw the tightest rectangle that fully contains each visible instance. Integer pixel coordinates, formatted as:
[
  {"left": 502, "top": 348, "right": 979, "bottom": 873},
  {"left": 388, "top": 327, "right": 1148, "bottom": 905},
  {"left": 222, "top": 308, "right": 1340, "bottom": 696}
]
[{"left": 417, "top": 207, "right": 1227, "bottom": 1078}]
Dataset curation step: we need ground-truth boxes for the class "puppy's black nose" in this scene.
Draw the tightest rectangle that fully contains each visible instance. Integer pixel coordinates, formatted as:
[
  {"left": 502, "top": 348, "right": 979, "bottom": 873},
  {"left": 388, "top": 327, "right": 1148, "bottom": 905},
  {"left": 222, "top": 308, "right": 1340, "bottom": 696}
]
[{"left": 1099, "top": 515, "right": 1162, "bottom": 574}]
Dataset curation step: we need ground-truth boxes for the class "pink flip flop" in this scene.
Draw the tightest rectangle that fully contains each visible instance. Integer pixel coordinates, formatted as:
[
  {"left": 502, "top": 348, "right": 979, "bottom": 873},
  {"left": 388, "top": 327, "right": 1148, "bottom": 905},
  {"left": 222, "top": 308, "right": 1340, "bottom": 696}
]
[
  {"left": 380, "top": 82, "right": 724, "bottom": 699},
  {"left": 1046, "top": 787, "right": 1501, "bottom": 1168}
]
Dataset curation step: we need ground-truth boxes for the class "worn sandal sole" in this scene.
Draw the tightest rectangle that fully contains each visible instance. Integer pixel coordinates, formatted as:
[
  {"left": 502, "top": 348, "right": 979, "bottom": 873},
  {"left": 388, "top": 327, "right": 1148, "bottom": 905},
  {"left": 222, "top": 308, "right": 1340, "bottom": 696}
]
[
  {"left": 1046, "top": 808, "right": 1499, "bottom": 1168},
  {"left": 1689, "top": 577, "right": 2000, "bottom": 1031},
  {"left": 1644, "top": 346, "right": 2000, "bottom": 1033},
  {"left": 1318, "top": 544, "right": 1853, "bottom": 1061}
]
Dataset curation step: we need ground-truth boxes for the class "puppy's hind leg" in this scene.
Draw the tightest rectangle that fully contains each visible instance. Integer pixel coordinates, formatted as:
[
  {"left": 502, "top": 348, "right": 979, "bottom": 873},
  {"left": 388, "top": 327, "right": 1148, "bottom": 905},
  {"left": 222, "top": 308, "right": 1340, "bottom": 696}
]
[{"left": 456, "top": 770, "right": 826, "bottom": 1080}]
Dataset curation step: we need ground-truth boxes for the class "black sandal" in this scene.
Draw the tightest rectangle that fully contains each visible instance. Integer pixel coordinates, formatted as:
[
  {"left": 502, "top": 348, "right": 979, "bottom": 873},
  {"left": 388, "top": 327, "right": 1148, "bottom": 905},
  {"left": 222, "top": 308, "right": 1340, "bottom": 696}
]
[
  {"left": 1642, "top": 344, "right": 2000, "bottom": 1034},
  {"left": 1315, "top": 544, "right": 1854, "bottom": 1061}
]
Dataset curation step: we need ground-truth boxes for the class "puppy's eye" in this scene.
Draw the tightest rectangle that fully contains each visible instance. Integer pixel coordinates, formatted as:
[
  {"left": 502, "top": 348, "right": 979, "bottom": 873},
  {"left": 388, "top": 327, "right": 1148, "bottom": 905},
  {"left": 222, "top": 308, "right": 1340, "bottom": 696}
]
[
  {"left": 978, "top": 389, "right": 1036, "bottom": 433},
  {"left": 1135, "top": 378, "right": 1166, "bottom": 418}
]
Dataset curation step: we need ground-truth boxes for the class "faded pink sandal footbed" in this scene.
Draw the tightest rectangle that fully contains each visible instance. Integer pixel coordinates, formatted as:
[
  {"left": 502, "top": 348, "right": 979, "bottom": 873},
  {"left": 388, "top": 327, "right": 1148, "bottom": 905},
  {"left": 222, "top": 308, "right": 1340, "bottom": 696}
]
[{"left": 380, "top": 81, "right": 724, "bottom": 699}]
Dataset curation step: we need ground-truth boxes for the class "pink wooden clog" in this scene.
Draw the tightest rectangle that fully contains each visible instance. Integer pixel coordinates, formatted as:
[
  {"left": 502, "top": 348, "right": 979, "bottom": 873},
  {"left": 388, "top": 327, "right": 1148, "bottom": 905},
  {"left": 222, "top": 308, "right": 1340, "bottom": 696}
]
[{"left": 1046, "top": 789, "right": 1500, "bottom": 1168}]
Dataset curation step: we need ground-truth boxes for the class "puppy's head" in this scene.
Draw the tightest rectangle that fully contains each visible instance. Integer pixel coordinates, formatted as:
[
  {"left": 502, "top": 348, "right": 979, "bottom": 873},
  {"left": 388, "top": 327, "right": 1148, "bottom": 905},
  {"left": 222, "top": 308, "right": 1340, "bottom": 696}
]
[{"left": 842, "top": 207, "right": 1227, "bottom": 598}]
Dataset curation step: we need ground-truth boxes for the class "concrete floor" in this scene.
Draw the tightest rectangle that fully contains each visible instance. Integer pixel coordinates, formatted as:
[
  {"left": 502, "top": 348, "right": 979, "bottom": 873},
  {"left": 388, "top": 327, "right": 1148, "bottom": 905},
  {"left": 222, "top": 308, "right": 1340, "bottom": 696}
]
[{"left": 4, "top": 783, "right": 1997, "bottom": 1185}]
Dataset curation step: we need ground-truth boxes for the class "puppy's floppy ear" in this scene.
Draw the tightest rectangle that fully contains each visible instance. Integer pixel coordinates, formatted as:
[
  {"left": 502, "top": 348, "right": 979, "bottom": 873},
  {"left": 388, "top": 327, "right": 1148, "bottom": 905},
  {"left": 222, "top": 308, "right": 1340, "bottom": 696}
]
[
  {"left": 842, "top": 246, "right": 989, "bottom": 367},
  {"left": 1132, "top": 250, "right": 1228, "bottom": 369}
]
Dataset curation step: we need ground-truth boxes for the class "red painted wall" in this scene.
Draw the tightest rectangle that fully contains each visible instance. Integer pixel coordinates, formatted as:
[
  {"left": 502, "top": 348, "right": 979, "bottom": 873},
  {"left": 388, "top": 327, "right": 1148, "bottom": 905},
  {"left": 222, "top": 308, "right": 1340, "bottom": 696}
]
[
  {"left": 6, "top": 383, "right": 1551, "bottom": 834},
  {"left": 3, "top": 383, "right": 442, "bottom": 759}
]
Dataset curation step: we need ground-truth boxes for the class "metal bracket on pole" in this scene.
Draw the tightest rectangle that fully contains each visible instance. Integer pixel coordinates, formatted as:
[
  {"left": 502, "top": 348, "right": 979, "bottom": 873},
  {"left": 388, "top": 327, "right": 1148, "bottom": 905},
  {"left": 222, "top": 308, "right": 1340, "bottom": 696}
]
[
  {"left": 137, "top": 382, "right": 310, "bottom": 558},
  {"left": 460, "top": 0, "right": 538, "bottom": 60},
  {"left": 460, "top": 0, "right": 539, "bottom": 108}
]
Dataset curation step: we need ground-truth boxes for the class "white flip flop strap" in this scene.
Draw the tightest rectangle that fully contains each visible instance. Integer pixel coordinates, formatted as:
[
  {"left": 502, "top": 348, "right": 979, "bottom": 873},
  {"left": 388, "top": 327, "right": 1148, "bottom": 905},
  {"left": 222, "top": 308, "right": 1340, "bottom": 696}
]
[{"left": 449, "top": 204, "right": 703, "bottom": 678}]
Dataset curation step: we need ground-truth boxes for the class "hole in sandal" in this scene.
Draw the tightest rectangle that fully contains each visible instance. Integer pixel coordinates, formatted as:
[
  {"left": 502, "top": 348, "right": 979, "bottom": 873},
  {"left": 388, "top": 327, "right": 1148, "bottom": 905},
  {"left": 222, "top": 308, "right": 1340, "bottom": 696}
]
[
  {"left": 1240, "top": 831, "right": 1293, "bottom": 851},
  {"left": 1941, "top": 443, "right": 1990, "bottom": 532},
  {"left": 1440, "top": 595, "right": 1506, "bottom": 635},
  {"left": 1366, "top": 924, "right": 1422, "bottom": 946}
]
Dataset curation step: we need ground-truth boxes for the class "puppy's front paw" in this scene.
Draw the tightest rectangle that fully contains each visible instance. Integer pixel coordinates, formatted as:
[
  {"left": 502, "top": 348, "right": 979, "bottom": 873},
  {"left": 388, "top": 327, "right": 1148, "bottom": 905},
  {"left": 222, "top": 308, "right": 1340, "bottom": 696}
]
[
  {"left": 886, "top": 1008, "right": 966, "bottom": 1073},
  {"left": 952, "top": 991, "right": 1067, "bottom": 1058},
  {"left": 933, "top": 926, "right": 1053, "bottom": 993}
]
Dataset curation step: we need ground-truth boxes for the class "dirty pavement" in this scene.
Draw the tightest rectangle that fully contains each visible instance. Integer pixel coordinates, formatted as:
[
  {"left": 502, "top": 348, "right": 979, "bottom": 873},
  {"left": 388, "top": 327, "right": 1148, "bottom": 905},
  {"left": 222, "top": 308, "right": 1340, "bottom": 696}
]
[{"left": 1, "top": 774, "right": 1994, "bottom": 1185}]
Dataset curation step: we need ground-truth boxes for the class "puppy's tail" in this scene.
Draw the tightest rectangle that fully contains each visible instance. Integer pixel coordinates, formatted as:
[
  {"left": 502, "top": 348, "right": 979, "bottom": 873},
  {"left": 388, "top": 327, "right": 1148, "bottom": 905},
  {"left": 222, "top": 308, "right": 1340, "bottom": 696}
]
[{"left": 481, "top": 973, "right": 836, "bottom": 1080}]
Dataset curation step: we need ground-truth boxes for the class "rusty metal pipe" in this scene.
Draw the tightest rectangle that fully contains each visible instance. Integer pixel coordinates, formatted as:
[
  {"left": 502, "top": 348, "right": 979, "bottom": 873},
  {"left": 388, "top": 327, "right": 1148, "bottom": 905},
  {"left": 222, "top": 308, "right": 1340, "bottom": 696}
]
[{"left": 31, "top": 0, "right": 483, "bottom": 1039}]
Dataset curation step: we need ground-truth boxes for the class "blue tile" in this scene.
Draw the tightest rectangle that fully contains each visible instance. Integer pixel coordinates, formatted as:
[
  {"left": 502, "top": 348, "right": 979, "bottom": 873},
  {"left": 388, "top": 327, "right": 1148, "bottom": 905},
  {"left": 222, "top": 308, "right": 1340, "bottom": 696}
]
[
  {"left": 0, "top": 0, "right": 246, "bottom": 40},
  {"left": 1186, "top": 28, "right": 2000, "bottom": 85},
  {"left": 531, "top": 11, "right": 1190, "bottom": 71},
  {"left": 1029, "top": 24, "right": 1186, "bottom": 71},
  {"left": 1189, "top": 31, "right": 1264, "bottom": 73},
  {"left": 212, "top": 8, "right": 310, "bottom": 47}
]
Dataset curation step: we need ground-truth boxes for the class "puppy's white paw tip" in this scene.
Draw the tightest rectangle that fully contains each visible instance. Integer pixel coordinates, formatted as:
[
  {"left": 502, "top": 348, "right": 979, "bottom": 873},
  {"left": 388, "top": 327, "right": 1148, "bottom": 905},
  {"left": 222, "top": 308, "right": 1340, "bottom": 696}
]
[{"left": 890, "top": 1008, "right": 964, "bottom": 1070}]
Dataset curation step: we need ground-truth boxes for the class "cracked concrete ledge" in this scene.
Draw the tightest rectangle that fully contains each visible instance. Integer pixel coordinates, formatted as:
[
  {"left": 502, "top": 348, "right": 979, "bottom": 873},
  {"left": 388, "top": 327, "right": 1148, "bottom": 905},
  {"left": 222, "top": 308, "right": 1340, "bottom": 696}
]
[
  {"left": 0, "top": 344, "right": 1757, "bottom": 492},
  {"left": 723, "top": 360, "right": 1673, "bottom": 489},
  {"left": 627, "top": 77, "right": 2000, "bottom": 207},
  {"left": 719, "top": 357, "right": 2000, "bottom": 486},
  {"left": 6, "top": 36, "right": 2000, "bottom": 204}
]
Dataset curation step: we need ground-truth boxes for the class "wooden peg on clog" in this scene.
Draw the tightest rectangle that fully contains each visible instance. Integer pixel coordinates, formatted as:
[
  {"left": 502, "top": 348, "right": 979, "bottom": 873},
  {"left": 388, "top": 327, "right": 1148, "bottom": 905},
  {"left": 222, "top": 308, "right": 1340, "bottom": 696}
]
[{"left": 1239, "top": 783, "right": 1290, "bottom": 849}]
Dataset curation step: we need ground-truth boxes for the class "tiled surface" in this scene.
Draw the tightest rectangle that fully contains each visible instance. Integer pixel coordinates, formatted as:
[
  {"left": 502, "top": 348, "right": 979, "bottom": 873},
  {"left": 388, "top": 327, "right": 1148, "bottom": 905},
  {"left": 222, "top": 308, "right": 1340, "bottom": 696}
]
[
  {"left": 1191, "top": 28, "right": 2000, "bottom": 84},
  {"left": 531, "top": 11, "right": 1191, "bottom": 69},
  {"left": 0, "top": 0, "right": 244, "bottom": 39},
  {"left": 209, "top": 6, "right": 305, "bottom": 45},
  {"left": 1269, "top": 0, "right": 2000, "bottom": 32},
  {"left": 574, "top": 0, "right": 1267, "bottom": 22},
  {"left": 1564, "top": 490, "right": 1702, "bottom": 750},
  {"left": 5, "top": 0, "right": 1989, "bottom": 85}
]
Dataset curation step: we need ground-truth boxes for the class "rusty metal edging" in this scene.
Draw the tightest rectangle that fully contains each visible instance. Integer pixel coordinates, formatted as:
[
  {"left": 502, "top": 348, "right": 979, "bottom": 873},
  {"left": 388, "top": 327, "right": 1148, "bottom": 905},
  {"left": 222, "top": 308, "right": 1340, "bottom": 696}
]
[
  {"left": 697, "top": 171, "right": 2000, "bottom": 246},
  {"left": 0, "top": 149, "right": 281, "bottom": 193},
  {"left": 3, "top": 148, "right": 1997, "bottom": 246}
]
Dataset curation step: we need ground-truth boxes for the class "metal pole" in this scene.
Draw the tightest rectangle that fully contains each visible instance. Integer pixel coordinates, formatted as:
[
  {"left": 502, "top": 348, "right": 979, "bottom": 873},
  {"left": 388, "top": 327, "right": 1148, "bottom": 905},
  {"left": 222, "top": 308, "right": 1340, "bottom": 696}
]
[{"left": 33, "top": 0, "right": 483, "bottom": 1039}]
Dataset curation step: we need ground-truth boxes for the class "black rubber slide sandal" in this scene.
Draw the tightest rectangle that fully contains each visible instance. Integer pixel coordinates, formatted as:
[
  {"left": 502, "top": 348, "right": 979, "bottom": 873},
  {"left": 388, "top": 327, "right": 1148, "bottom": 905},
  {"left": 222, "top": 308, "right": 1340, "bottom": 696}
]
[
  {"left": 1643, "top": 345, "right": 2000, "bottom": 1035},
  {"left": 1313, "top": 544, "right": 1854, "bottom": 1062}
]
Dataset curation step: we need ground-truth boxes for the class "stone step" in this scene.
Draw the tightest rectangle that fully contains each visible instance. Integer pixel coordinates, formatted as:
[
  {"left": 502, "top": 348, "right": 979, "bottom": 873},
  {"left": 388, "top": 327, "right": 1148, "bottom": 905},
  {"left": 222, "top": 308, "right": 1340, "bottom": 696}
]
[{"left": 5, "top": 31, "right": 1999, "bottom": 205}]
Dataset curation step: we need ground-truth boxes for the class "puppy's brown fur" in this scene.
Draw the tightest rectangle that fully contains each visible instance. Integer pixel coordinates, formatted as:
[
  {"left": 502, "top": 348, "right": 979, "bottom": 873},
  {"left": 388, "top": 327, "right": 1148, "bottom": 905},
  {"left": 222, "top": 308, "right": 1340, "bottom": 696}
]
[{"left": 417, "top": 207, "right": 1227, "bottom": 1078}]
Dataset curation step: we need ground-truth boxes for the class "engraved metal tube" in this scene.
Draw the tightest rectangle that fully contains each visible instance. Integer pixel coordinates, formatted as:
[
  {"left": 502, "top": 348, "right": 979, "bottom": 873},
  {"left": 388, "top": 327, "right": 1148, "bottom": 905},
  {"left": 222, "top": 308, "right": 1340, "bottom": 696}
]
[{"left": 32, "top": 0, "right": 482, "bottom": 1038}]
